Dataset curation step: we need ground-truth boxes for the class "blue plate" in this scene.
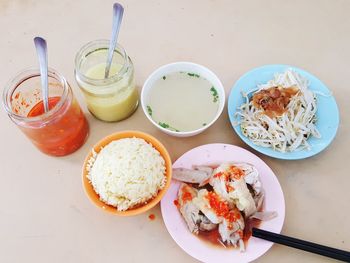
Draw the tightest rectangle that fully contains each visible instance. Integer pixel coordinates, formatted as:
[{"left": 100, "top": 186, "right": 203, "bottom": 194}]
[{"left": 228, "top": 64, "right": 339, "bottom": 160}]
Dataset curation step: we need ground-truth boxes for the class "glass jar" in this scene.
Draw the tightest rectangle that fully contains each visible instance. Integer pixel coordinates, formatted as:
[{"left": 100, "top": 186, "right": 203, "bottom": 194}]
[
  {"left": 2, "top": 68, "right": 89, "bottom": 156},
  {"left": 75, "top": 40, "right": 139, "bottom": 122}
]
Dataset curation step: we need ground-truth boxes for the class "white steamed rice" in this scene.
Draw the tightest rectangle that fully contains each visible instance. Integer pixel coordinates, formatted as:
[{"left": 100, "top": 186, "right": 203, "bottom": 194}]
[{"left": 87, "top": 137, "right": 166, "bottom": 211}]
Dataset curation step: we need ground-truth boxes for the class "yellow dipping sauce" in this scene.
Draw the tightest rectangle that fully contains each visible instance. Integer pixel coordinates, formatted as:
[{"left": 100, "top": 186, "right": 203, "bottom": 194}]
[
  {"left": 75, "top": 41, "right": 139, "bottom": 122},
  {"left": 78, "top": 62, "right": 138, "bottom": 122},
  {"left": 86, "top": 63, "right": 121, "bottom": 80}
]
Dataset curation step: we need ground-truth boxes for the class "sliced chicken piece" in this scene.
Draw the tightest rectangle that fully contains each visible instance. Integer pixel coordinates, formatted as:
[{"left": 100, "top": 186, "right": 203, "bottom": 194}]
[
  {"left": 173, "top": 165, "right": 212, "bottom": 184},
  {"left": 192, "top": 165, "right": 213, "bottom": 176},
  {"left": 210, "top": 163, "right": 257, "bottom": 217},
  {"left": 254, "top": 191, "right": 265, "bottom": 211},
  {"left": 228, "top": 178, "right": 257, "bottom": 217},
  {"left": 236, "top": 163, "right": 262, "bottom": 195},
  {"left": 210, "top": 174, "right": 230, "bottom": 200},
  {"left": 192, "top": 189, "right": 222, "bottom": 224},
  {"left": 178, "top": 183, "right": 217, "bottom": 233},
  {"left": 178, "top": 183, "right": 201, "bottom": 233},
  {"left": 218, "top": 207, "right": 245, "bottom": 250},
  {"left": 209, "top": 163, "right": 257, "bottom": 217},
  {"left": 198, "top": 213, "right": 217, "bottom": 231},
  {"left": 191, "top": 187, "right": 246, "bottom": 250},
  {"left": 251, "top": 211, "right": 278, "bottom": 221}
]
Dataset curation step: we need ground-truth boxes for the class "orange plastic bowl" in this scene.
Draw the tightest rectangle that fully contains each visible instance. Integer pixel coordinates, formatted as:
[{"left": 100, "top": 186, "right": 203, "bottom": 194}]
[{"left": 82, "top": 130, "right": 172, "bottom": 216}]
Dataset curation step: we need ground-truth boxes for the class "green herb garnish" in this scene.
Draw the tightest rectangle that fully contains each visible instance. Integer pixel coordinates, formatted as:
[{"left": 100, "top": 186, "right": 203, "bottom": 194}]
[
  {"left": 210, "top": 86, "right": 219, "bottom": 103},
  {"left": 187, "top": 73, "right": 200, "bottom": 78},
  {"left": 162, "top": 76, "right": 166, "bottom": 80},
  {"left": 158, "top": 122, "right": 169, "bottom": 128},
  {"left": 147, "top": 105, "right": 153, "bottom": 116},
  {"left": 202, "top": 123, "right": 207, "bottom": 126},
  {"left": 158, "top": 122, "right": 180, "bottom": 132}
]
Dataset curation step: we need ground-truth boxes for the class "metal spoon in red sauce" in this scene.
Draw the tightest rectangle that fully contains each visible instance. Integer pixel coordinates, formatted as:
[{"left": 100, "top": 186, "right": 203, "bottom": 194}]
[{"left": 27, "top": 97, "right": 60, "bottom": 117}]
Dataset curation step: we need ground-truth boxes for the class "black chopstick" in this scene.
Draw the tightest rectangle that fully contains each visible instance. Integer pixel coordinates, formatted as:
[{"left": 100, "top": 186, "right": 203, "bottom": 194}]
[{"left": 252, "top": 228, "right": 350, "bottom": 262}]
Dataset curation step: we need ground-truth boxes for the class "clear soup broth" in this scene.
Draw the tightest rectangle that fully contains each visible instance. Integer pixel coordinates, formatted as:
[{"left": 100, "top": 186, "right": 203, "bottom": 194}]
[{"left": 147, "top": 72, "right": 220, "bottom": 132}]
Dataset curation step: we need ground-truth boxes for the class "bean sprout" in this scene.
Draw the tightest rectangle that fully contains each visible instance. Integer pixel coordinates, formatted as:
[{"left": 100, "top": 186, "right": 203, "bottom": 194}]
[{"left": 236, "top": 69, "right": 320, "bottom": 152}]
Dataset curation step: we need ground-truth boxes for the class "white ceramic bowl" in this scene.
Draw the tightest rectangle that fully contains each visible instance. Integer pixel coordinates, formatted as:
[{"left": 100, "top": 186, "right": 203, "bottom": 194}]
[{"left": 141, "top": 62, "right": 225, "bottom": 137}]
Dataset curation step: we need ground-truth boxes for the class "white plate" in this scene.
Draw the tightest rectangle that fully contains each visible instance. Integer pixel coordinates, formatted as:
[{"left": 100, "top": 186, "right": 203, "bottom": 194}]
[{"left": 161, "top": 143, "right": 285, "bottom": 263}]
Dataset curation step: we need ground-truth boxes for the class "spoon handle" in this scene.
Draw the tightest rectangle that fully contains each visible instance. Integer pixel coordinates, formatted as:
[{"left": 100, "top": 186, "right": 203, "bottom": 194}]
[
  {"left": 34, "top": 37, "right": 49, "bottom": 112},
  {"left": 105, "top": 3, "right": 124, "bottom": 78}
]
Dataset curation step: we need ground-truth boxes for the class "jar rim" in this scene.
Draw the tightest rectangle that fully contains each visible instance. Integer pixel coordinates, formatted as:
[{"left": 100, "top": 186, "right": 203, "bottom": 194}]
[
  {"left": 2, "top": 67, "right": 69, "bottom": 123},
  {"left": 74, "top": 39, "right": 129, "bottom": 87}
]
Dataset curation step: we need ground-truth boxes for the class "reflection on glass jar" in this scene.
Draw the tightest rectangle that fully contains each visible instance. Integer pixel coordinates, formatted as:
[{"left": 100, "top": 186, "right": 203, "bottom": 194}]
[
  {"left": 75, "top": 40, "right": 139, "bottom": 122},
  {"left": 2, "top": 68, "right": 89, "bottom": 156}
]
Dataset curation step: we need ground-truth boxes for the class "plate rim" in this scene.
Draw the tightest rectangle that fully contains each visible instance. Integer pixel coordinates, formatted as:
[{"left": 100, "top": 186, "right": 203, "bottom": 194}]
[{"left": 227, "top": 64, "right": 340, "bottom": 160}]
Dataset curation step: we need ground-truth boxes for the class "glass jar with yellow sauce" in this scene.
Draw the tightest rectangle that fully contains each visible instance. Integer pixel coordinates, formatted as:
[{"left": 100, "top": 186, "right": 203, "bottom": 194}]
[{"left": 74, "top": 40, "right": 138, "bottom": 122}]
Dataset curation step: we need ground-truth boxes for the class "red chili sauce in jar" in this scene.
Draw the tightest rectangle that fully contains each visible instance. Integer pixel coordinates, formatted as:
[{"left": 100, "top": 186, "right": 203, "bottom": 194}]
[{"left": 23, "top": 96, "right": 89, "bottom": 156}]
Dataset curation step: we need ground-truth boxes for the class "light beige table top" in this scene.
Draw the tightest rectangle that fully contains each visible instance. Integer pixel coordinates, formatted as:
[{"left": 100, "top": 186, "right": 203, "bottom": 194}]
[{"left": 1, "top": 0, "right": 349, "bottom": 262}]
